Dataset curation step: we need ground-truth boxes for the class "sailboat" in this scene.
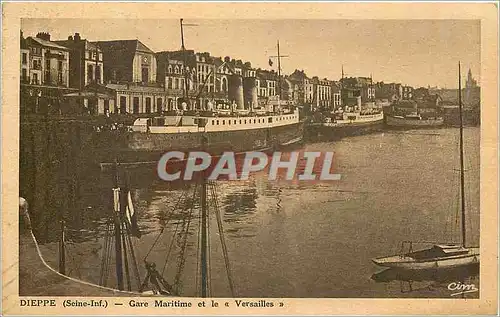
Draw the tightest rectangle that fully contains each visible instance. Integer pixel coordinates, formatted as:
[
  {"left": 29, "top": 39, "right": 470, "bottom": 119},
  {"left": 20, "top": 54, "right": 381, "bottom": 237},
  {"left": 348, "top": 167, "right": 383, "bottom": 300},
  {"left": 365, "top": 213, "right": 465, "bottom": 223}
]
[{"left": 372, "top": 62, "right": 480, "bottom": 270}]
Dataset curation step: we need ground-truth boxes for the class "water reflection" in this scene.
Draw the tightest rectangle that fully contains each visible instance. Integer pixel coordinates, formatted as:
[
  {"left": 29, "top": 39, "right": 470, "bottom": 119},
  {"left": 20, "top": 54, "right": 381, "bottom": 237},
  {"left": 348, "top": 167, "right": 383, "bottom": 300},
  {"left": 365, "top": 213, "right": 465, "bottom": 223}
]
[{"left": 22, "top": 127, "right": 480, "bottom": 298}]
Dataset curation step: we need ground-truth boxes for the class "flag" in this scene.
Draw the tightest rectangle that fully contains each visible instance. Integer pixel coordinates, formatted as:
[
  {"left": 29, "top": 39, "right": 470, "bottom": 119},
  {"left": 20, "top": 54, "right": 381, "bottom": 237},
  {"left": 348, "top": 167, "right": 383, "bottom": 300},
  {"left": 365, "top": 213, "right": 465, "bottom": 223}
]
[
  {"left": 269, "top": 58, "right": 273, "bottom": 67},
  {"left": 125, "top": 190, "right": 142, "bottom": 238}
]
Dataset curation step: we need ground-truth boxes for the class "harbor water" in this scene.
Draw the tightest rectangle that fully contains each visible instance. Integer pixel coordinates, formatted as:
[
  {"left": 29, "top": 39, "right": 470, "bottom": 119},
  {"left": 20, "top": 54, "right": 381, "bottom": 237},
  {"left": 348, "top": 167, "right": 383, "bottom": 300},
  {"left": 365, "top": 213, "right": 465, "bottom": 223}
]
[{"left": 26, "top": 127, "right": 480, "bottom": 298}]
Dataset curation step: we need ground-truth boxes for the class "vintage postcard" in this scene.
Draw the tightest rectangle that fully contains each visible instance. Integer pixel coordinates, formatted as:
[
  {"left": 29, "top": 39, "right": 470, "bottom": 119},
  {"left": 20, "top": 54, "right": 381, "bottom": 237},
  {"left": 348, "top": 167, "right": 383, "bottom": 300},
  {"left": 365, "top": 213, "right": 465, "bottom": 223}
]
[{"left": 2, "top": 2, "right": 498, "bottom": 316}]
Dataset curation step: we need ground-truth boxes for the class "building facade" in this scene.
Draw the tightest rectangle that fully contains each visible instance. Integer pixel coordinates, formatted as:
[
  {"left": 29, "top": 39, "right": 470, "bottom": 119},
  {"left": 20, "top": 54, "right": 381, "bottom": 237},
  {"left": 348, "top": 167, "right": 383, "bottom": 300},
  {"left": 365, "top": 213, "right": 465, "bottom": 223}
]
[
  {"left": 26, "top": 33, "right": 70, "bottom": 87},
  {"left": 96, "top": 39, "right": 157, "bottom": 84},
  {"left": 54, "top": 33, "right": 104, "bottom": 89}
]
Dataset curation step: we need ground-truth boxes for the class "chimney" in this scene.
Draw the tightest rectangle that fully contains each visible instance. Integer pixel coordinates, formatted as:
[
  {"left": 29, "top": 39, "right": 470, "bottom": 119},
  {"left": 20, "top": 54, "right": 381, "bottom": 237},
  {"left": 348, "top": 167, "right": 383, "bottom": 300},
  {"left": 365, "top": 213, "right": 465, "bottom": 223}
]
[
  {"left": 74, "top": 33, "right": 81, "bottom": 41},
  {"left": 68, "top": 35, "right": 73, "bottom": 41},
  {"left": 36, "top": 32, "right": 51, "bottom": 41}
]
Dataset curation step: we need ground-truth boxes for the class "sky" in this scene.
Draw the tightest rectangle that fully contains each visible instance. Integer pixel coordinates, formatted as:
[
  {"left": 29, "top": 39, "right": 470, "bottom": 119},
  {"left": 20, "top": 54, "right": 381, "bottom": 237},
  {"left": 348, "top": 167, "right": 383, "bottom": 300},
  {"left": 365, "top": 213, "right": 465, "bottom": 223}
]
[{"left": 21, "top": 19, "right": 480, "bottom": 89}]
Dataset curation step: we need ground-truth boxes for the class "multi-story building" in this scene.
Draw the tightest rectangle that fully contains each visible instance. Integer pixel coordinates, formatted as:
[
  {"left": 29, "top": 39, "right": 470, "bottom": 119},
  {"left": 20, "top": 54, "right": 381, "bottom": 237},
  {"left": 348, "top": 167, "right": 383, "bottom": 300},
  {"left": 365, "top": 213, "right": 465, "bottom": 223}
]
[
  {"left": 156, "top": 50, "right": 198, "bottom": 111},
  {"left": 256, "top": 69, "right": 277, "bottom": 98},
  {"left": 95, "top": 39, "right": 157, "bottom": 84},
  {"left": 401, "top": 85, "right": 413, "bottom": 100},
  {"left": 331, "top": 81, "right": 342, "bottom": 109},
  {"left": 288, "top": 69, "right": 314, "bottom": 106},
  {"left": 374, "top": 82, "right": 402, "bottom": 103},
  {"left": 311, "top": 77, "right": 332, "bottom": 110},
  {"left": 54, "top": 33, "right": 104, "bottom": 89},
  {"left": 20, "top": 32, "right": 30, "bottom": 84},
  {"left": 20, "top": 31, "right": 76, "bottom": 115},
  {"left": 25, "top": 32, "right": 70, "bottom": 87},
  {"left": 195, "top": 52, "right": 216, "bottom": 95}
]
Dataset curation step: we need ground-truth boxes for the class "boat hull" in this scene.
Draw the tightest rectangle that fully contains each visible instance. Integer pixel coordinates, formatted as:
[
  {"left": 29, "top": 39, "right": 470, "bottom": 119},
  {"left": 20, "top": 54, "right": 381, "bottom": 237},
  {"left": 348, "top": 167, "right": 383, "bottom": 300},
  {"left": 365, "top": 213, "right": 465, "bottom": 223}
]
[
  {"left": 308, "top": 116, "right": 384, "bottom": 140},
  {"left": 97, "top": 121, "right": 304, "bottom": 163},
  {"left": 372, "top": 248, "right": 480, "bottom": 270},
  {"left": 385, "top": 115, "right": 444, "bottom": 128}
]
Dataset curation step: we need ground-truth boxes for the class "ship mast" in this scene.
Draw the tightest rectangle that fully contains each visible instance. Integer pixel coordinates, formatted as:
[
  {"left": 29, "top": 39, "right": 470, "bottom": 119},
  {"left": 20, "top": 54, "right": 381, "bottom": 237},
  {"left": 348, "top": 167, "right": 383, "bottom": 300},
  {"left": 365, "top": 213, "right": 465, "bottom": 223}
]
[
  {"left": 269, "top": 40, "right": 288, "bottom": 111},
  {"left": 200, "top": 136, "right": 209, "bottom": 297},
  {"left": 458, "top": 61, "right": 466, "bottom": 247},
  {"left": 180, "top": 18, "right": 197, "bottom": 110}
]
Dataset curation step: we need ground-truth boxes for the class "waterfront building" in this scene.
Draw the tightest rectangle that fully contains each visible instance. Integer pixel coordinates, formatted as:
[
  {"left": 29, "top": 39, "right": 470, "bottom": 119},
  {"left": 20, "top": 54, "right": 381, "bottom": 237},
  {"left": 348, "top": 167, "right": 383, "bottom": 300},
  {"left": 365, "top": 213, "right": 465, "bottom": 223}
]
[
  {"left": 20, "top": 32, "right": 30, "bottom": 84},
  {"left": 26, "top": 32, "right": 70, "bottom": 87},
  {"left": 288, "top": 69, "right": 314, "bottom": 107},
  {"left": 256, "top": 69, "right": 278, "bottom": 110},
  {"left": 331, "top": 81, "right": 342, "bottom": 109},
  {"left": 95, "top": 39, "right": 157, "bottom": 84},
  {"left": 54, "top": 33, "right": 104, "bottom": 89},
  {"left": 375, "top": 82, "right": 401, "bottom": 103},
  {"left": 401, "top": 85, "right": 413, "bottom": 100},
  {"left": 20, "top": 31, "right": 76, "bottom": 114},
  {"left": 156, "top": 50, "right": 197, "bottom": 111},
  {"left": 311, "top": 77, "right": 332, "bottom": 110}
]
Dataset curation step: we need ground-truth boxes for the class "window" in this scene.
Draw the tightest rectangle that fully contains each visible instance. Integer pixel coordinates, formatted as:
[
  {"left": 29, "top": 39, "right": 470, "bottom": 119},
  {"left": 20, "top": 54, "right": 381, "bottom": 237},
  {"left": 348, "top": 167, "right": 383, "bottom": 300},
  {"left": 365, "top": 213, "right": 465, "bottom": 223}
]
[
  {"left": 212, "top": 120, "right": 215, "bottom": 125},
  {"left": 87, "top": 64, "right": 94, "bottom": 83},
  {"left": 133, "top": 97, "right": 140, "bottom": 114},
  {"left": 22, "top": 68, "right": 27, "bottom": 82},
  {"left": 157, "top": 98, "right": 162, "bottom": 113},
  {"left": 95, "top": 65, "right": 101, "bottom": 84},
  {"left": 22, "top": 53, "right": 27, "bottom": 64},
  {"left": 145, "top": 97, "right": 151, "bottom": 113},
  {"left": 167, "top": 78, "right": 172, "bottom": 89},
  {"left": 120, "top": 96, "right": 127, "bottom": 114},
  {"left": 217, "top": 120, "right": 219, "bottom": 125},
  {"left": 174, "top": 78, "right": 179, "bottom": 89},
  {"left": 222, "top": 120, "right": 225, "bottom": 125}
]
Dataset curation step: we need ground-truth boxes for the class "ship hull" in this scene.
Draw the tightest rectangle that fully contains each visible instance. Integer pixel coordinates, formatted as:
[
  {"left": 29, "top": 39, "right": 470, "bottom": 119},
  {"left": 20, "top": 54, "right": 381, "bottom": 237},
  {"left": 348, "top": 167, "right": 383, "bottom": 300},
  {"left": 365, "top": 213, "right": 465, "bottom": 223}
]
[
  {"left": 97, "top": 121, "right": 304, "bottom": 163},
  {"left": 308, "top": 115, "right": 385, "bottom": 140},
  {"left": 372, "top": 248, "right": 480, "bottom": 270},
  {"left": 385, "top": 115, "right": 444, "bottom": 128}
]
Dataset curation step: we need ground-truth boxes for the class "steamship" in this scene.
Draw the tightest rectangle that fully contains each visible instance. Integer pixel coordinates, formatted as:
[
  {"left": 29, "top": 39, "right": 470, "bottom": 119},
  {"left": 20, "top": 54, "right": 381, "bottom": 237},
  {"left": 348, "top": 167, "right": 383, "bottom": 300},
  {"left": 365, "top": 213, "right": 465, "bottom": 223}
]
[
  {"left": 98, "top": 107, "right": 303, "bottom": 164},
  {"left": 96, "top": 31, "right": 302, "bottom": 164}
]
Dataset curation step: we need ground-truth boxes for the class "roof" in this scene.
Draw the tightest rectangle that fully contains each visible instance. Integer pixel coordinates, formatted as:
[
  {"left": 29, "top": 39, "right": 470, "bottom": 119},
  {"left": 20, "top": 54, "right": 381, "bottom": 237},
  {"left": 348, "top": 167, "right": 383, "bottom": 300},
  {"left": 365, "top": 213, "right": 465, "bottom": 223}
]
[
  {"left": 289, "top": 69, "right": 309, "bottom": 81},
  {"left": 54, "top": 39, "right": 101, "bottom": 51},
  {"left": 95, "top": 40, "right": 154, "bottom": 54},
  {"left": 27, "top": 37, "right": 69, "bottom": 50},
  {"left": 257, "top": 69, "right": 277, "bottom": 81}
]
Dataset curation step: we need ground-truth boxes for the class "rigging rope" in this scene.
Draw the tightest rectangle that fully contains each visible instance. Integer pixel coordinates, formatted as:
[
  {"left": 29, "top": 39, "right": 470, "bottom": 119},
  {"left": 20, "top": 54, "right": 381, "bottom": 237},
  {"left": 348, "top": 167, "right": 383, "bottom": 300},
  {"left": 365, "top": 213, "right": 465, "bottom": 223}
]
[
  {"left": 143, "top": 189, "right": 189, "bottom": 261},
  {"left": 173, "top": 183, "right": 198, "bottom": 295},
  {"left": 210, "top": 181, "right": 236, "bottom": 297}
]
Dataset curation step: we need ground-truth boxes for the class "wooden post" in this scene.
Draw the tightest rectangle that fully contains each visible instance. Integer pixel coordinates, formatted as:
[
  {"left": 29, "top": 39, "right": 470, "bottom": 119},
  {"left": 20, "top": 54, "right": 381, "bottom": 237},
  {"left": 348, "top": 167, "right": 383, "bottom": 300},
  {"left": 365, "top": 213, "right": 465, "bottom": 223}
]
[
  {"left": 58, "top": 219, "right": 66, "bottom": 274},
  {"left": 113, "top": 160, "right": 124, "bottom": 290}
]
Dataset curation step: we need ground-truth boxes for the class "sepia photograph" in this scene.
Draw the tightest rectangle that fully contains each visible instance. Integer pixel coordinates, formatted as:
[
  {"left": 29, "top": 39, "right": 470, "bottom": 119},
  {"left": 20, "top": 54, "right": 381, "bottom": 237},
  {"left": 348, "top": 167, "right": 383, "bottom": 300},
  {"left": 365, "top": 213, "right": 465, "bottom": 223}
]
[{"left": 2, "top": 2, "right": 498, "bottom": 316}]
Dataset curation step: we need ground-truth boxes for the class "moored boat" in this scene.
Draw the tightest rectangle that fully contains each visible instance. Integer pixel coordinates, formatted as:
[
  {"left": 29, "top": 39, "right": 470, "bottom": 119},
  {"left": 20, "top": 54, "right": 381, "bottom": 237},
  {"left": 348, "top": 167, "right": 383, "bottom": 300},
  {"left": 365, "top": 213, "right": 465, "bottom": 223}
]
[
  {"left": 372, "top": 244, "right": 479, "bottom": 269},
  {"left": 385, "top": 113, "right": 444, "bottom": 128},
  {"left": 372, "top": 62, "right": 479, "bottom": 271},
  {"left": 97, "top": 108, "right": 304, "bottom": 163}
]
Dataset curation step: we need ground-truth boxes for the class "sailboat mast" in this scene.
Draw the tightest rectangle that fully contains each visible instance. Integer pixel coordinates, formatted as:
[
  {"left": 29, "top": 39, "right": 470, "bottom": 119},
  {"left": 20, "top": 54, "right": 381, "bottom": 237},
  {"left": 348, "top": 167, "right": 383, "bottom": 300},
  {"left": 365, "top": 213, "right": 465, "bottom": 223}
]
[
  {"left": 113, "top": 160, "right": 124, "bottom": 290},
  {"left": 277, "top": 40, "right": 281, "bottom": 101},
  {"left": 458, "top": 61, "right": 466, "bottom": 247},
  {"left": 180, "top": 19, "right": 189, "bottom": 107},
  {"left": 200, "top": 137, "right": 209, "bottom": 297}
]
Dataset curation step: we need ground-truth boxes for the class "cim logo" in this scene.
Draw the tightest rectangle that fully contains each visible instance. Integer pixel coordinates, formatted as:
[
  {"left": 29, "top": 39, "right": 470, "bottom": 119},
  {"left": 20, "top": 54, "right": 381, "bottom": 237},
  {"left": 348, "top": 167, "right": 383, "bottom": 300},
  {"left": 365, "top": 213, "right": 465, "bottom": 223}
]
[
  {"left": 447, "top": 282, "right": 479, "bottom": 296},
  {"left": 157, "top": 151, "right": 341, "bottom": 182}
]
